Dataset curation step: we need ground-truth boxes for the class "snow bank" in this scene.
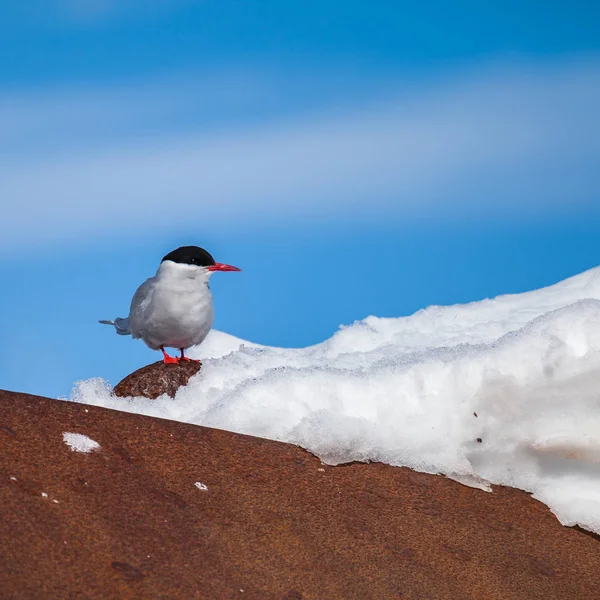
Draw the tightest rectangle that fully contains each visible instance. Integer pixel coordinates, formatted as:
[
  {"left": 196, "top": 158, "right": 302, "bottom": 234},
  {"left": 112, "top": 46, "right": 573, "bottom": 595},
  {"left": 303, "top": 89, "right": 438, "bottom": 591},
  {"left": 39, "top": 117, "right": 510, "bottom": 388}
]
[{"left": 71, "top": 267, "right": 600, "bottom": 533}]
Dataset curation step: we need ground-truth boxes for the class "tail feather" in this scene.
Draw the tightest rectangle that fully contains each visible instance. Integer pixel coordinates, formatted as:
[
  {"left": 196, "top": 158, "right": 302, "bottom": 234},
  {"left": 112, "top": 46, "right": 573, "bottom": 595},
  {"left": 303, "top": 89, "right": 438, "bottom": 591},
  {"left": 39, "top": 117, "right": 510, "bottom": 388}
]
[{"left": 99, "top": 317, "right": 131, "bottom": 336}]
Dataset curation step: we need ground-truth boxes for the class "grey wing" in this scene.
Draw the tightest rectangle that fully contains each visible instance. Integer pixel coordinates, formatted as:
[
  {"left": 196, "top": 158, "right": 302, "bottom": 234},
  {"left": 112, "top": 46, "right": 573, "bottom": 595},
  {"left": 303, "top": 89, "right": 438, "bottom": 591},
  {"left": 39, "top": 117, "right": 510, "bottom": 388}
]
[
  {"left": 99, "top": 278, "right": 155, "bottom": 338},
  {"left": 128, "top": 278, "right": 155, "bottom": 339}
]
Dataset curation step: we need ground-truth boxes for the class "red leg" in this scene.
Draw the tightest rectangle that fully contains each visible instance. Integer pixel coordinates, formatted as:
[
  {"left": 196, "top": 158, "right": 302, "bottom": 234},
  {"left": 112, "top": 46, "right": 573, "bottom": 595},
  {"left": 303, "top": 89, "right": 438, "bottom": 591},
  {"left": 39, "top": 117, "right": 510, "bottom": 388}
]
[
  {"left": 161, "top": 346, "right": 179, "bottom": 364},
  {"left": 180, "top": 348, "right": 201, "bottom": 363}
]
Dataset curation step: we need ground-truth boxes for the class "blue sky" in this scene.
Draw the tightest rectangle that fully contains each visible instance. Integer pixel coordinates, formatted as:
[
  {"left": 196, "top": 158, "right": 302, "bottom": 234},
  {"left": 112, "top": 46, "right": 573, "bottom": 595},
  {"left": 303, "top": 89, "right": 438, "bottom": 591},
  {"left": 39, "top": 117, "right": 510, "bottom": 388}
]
[{"left": 0, "top": 1, "right": 599, "bottom": 397}]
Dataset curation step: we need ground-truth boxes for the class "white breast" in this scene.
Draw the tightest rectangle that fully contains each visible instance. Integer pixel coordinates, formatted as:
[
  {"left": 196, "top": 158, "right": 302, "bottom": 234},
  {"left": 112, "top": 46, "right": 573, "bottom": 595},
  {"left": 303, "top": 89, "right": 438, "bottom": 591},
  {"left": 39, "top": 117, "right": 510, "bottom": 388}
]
[{"left": 128, "top": 261, "right": 215, "bottom": 350}]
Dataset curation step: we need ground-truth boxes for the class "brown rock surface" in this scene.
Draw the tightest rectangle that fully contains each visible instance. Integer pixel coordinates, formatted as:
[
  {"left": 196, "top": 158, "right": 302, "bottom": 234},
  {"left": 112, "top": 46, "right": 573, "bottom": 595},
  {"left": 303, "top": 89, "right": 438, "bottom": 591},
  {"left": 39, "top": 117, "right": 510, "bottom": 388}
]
[
  {"left": 1, "top": 388, "right": 599, "bottom": 600},
  {"left": 113, "top": 360, "right": 201, "bottom": 398}
]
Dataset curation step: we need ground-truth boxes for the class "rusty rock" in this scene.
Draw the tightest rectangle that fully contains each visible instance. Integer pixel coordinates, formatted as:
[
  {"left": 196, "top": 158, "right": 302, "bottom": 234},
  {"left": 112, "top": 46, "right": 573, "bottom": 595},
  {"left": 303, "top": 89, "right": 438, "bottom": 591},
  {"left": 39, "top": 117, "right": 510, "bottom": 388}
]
[
  {"left": 113, "top": 360, "right": 201, "bottom": 399},
  {"left": 1, "top": 389, "right": 600, "bottom": 600}
]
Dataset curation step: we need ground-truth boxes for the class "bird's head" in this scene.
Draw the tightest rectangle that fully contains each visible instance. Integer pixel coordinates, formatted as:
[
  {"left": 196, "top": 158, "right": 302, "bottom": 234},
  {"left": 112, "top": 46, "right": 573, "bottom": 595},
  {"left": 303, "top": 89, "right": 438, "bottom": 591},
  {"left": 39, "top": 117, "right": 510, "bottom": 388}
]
[{"left": 160, "top": 246, "right": 241, "bottom": 279}]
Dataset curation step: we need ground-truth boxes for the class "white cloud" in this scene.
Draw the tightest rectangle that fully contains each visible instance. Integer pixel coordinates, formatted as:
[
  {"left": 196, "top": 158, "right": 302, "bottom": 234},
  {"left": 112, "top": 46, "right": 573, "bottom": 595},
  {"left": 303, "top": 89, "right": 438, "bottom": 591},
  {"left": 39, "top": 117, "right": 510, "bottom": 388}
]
[
  {"left": 57, "top": 0, "right": 121, "bottom": 21},
  {"left": 0, "top": 58, "right": 599, "bottom": 250},
  {"left": 10, "top": 0, "right": 195, "bottom": 25},
  {"left": 62, "top": 0, "right": 199, "bottom": 22}
]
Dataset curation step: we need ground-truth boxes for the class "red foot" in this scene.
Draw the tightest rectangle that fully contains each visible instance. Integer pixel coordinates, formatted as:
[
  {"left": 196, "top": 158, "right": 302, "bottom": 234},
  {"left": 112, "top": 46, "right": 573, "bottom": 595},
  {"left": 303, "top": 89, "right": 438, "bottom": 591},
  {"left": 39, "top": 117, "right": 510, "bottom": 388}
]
[
  {"left": 180, "top": 348, "right": 201, "bottom": 363},
  {"left": 161, "top": 347, "right": 180, "bottom": 365}
]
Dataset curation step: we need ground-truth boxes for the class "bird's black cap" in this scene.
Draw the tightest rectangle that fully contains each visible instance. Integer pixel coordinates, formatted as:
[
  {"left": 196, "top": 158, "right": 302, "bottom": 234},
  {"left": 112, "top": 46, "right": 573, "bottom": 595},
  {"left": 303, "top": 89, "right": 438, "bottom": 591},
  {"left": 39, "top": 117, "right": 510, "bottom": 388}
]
[{"left": 161, "top": 246, "right": 216, "bottom": 267}]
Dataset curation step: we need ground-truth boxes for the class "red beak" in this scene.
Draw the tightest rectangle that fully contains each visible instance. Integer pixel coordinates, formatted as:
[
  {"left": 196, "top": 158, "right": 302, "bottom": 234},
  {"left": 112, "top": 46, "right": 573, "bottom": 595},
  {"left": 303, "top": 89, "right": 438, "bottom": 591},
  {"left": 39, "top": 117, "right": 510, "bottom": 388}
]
[{"left": 207, "top": 262, "right": 241, "bottom": 272}]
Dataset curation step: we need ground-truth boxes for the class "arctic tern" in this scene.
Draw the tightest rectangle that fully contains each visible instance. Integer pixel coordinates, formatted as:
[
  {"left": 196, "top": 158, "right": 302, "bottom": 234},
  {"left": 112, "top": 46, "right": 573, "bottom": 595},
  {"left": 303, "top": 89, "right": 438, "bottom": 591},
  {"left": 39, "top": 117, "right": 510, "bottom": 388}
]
[{"left": 100, "top": 245, "right": 240, "bottom": 364}]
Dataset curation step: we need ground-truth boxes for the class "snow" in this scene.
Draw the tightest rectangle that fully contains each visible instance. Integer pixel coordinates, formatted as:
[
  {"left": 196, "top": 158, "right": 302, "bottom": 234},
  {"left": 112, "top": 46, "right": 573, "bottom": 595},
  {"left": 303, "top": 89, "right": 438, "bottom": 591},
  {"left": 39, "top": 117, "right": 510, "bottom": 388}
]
[
  {"left": 70, "top": 267, "right": 600, "bottom": 533},
  {"left": 62, "top": 432, "right": 101, "bottom": 453}
]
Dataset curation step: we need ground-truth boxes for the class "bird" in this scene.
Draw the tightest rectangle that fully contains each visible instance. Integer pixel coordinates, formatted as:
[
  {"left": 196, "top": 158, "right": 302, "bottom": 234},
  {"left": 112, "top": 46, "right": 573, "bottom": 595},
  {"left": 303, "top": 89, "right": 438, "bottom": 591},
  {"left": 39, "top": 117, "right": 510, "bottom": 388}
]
[{"left": 100, "top": 245, "right": 241, "bottom": 364}]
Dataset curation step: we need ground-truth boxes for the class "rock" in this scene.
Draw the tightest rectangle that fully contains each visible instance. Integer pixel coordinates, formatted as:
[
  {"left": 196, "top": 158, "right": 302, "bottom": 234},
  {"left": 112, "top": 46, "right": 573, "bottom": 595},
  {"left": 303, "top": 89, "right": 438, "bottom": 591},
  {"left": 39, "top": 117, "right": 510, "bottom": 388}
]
[
  {"left": 113, "top": 360, "right": 201, "bottom": 399},
  {"left": 1, "top": 389, "right": 600, "bottom": 600}
]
